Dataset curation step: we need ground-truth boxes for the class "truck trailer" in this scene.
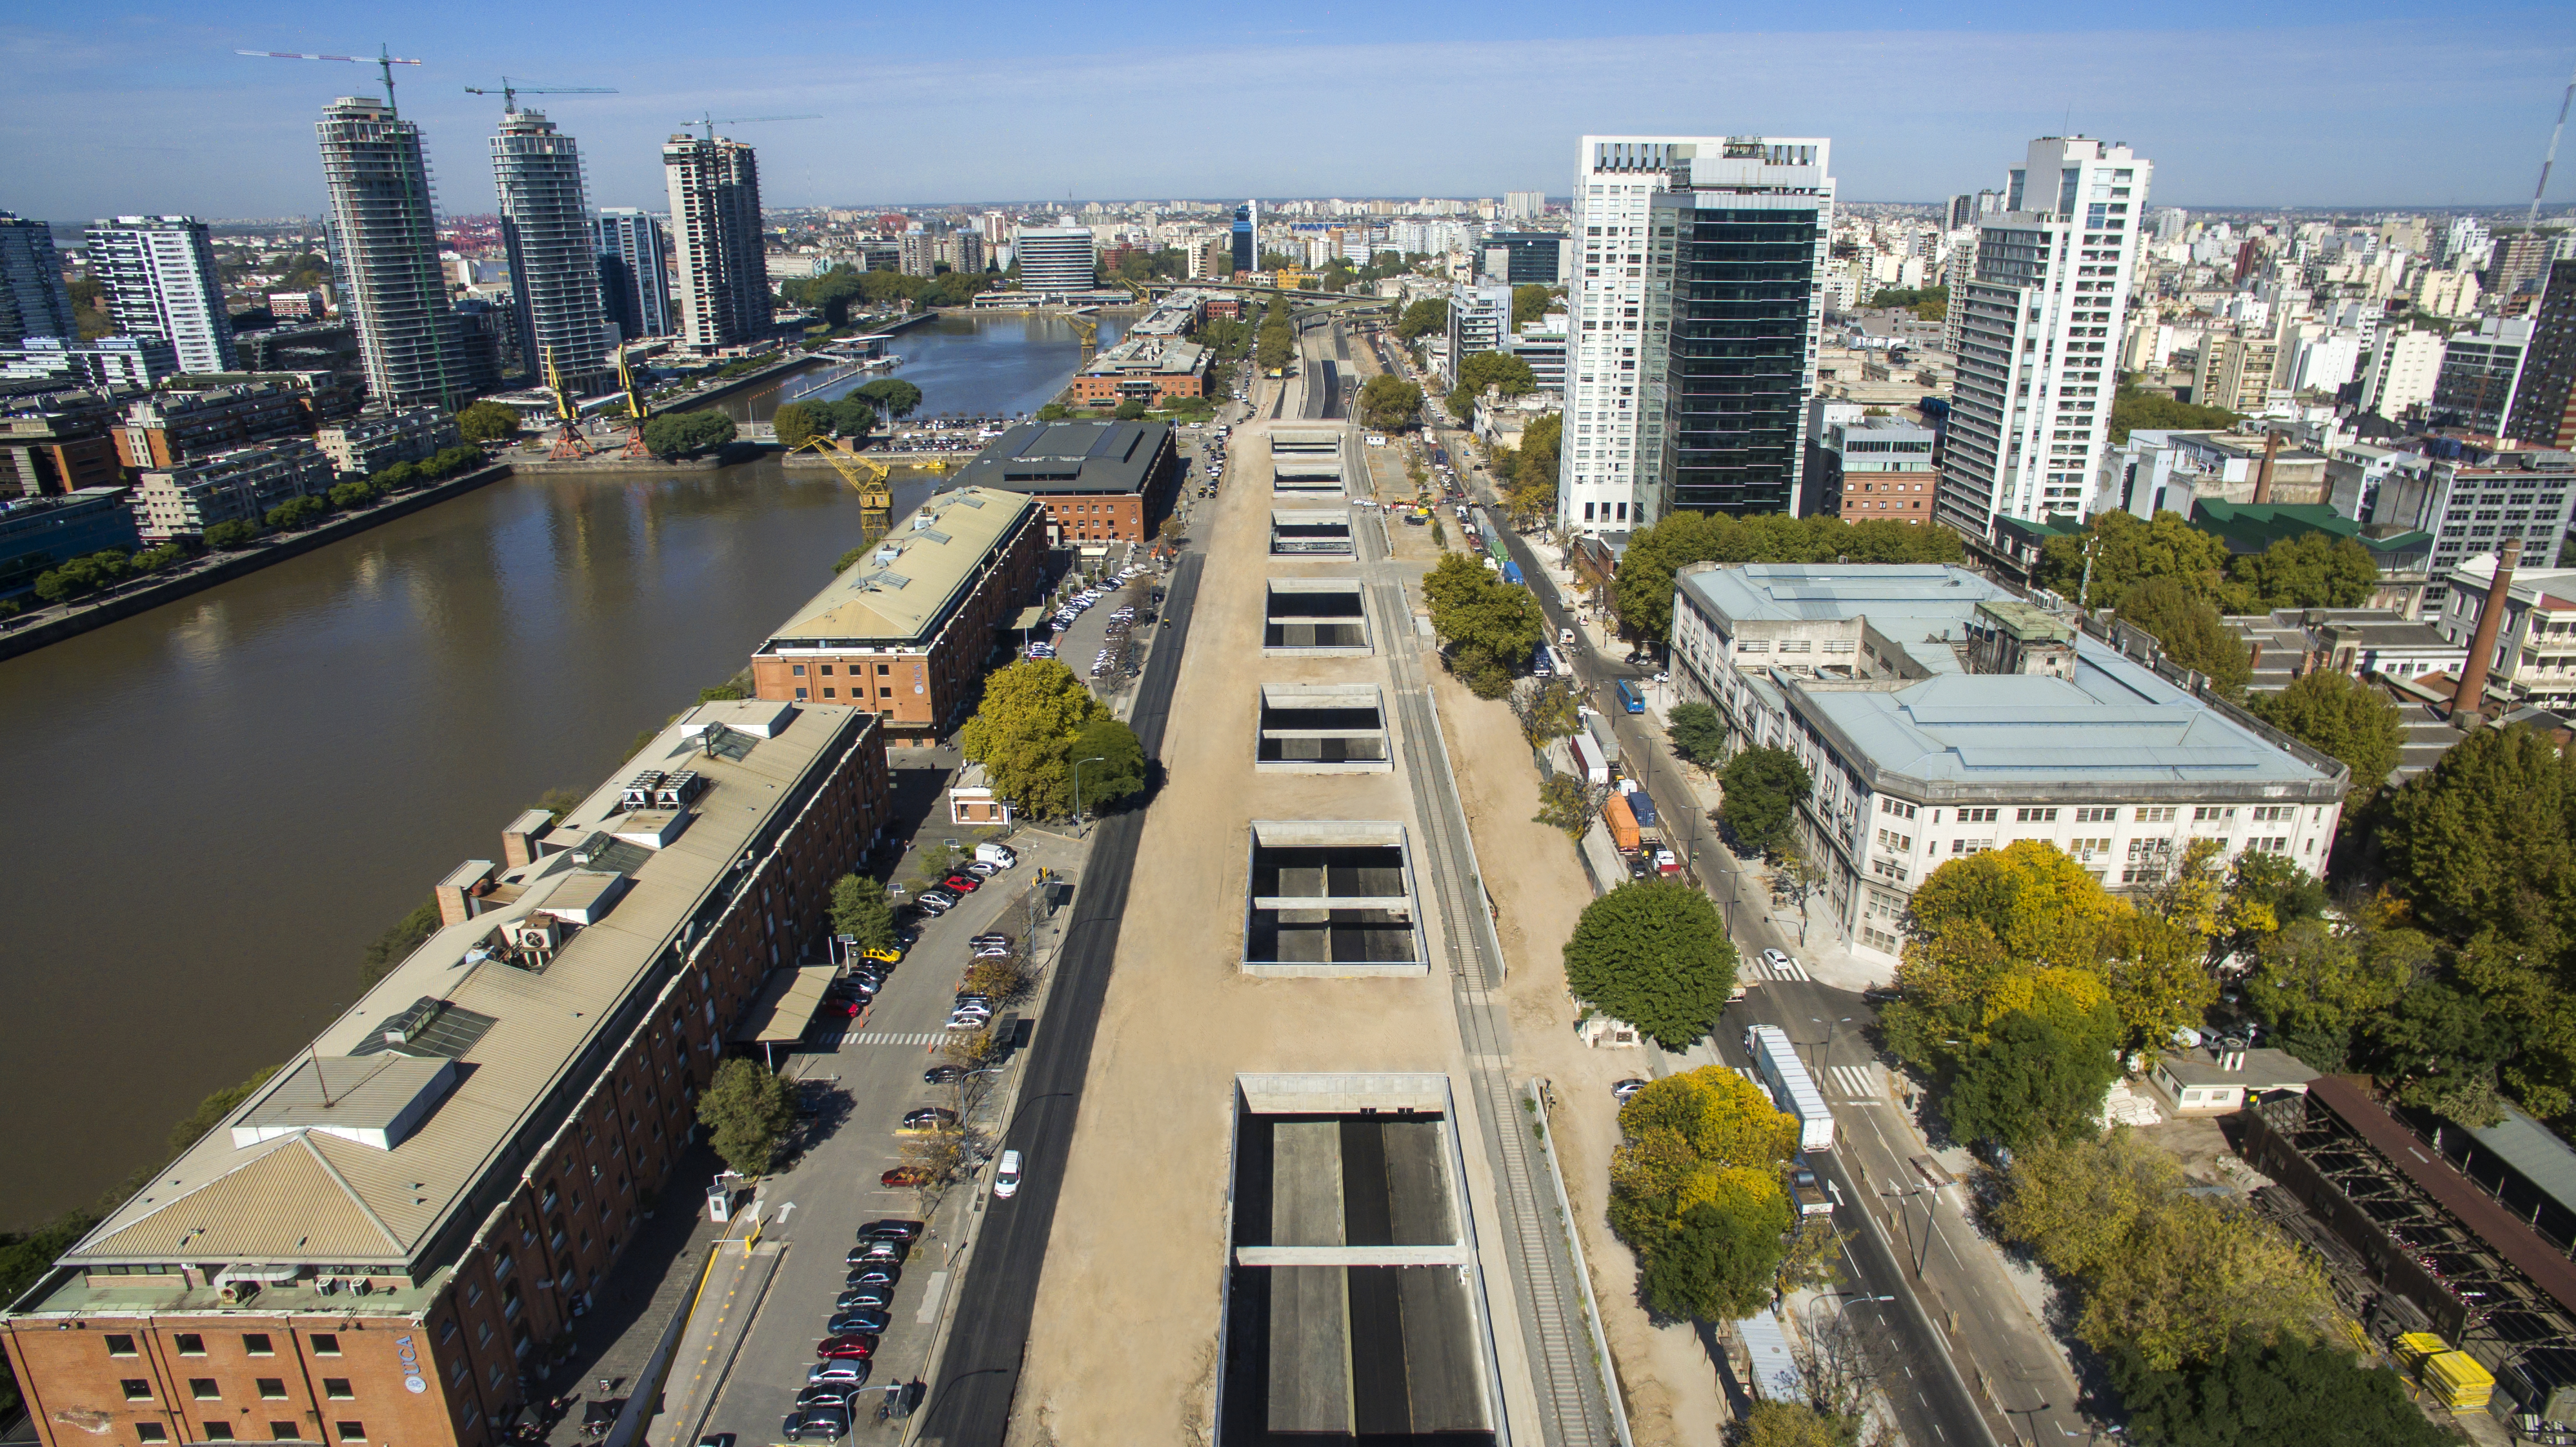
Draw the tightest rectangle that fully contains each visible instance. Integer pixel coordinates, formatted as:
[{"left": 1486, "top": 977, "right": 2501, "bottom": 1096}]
[{"left": 1744, "top": 1024, "right": 1835, "bottom": 1152}]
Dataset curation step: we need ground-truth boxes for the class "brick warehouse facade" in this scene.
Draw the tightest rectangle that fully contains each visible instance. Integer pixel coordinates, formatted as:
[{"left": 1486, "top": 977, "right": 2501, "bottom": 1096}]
[
  {"left": 747, "top": 486, "right": 1045, "bottom": 745},
  {"left": 951, "top": 420, "right": 1182, "bottom": 548},
  {"left": 1, "top": 702, "right": 891, "bottom": 1447}
]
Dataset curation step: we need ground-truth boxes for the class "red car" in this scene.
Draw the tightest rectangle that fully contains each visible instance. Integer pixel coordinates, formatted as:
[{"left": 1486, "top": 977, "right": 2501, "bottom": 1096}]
[
  {"left": 814, "top": 1335, "right": 877, "bottom": 1360},
  {"left": 829, "top": 998, "right": 864, "bottom": 1018},
  {"left": 941, "top": 873, "right": 981, "bottom": 893},
  {"left": 881, "top": 1165, "right": 936, "bottom": 1189}
]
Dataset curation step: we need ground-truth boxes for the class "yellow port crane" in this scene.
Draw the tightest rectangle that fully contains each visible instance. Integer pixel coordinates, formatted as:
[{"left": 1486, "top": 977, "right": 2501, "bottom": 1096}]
[
  {"left": 543, "top": 347, "right": 590, "bottom": 460},
  {"left": 614, "top": 343, "right": 653, "bottom": 459},
  {"left": 1070, "top": 313, "right": 1100, "bottom": 365},
  {"left": 795, "top": 438, "right": 893, "bottom": 540}
]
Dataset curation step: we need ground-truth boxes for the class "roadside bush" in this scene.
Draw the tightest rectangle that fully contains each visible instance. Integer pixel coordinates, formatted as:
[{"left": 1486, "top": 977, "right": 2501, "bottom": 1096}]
[
  {"left": 202, "top": 520, "right": 260, "bottom": 550},
  {"left": 264, "top": 496, "right": 329, "bottom": 531}
]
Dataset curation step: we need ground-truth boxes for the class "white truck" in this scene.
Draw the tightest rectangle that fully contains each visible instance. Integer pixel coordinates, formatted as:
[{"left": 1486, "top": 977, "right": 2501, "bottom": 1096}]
[{"left": 1744, "top": 1024, "right": 1835, "bottom": 1153}]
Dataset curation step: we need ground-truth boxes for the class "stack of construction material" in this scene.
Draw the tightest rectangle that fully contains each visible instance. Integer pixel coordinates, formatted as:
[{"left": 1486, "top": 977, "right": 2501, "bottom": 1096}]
[
  {"left": 2100, "top": 1078, "right": 2164, "bottom": 1128},
  {"left": 2422, "top": 1350, "right": 2495, "bottom": 1410},
  {"left": 2395, "top": 1332, "right": 2450, "bottom": 1368}
]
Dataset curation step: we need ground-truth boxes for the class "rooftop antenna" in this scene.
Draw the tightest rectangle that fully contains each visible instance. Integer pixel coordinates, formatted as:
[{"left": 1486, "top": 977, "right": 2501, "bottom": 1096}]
[
  {"left": 680, "top": 111, "right": 820, "bottom": 143},
  {"left": 237, "top": 45, "right": 422, "bottom": 116},
  {"left": 465, "top": 76, "right": 616, "bottom": 115},
  {"left": 2530, "top": 58, "right": 2576, "bottom": 229}
]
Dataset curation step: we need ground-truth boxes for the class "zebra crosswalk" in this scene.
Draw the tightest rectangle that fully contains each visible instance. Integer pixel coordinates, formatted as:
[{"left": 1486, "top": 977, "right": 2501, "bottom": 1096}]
[
  {"left": 1824, "top": 1064, "right": 1880, "bottom": 1100},
  {"left": 1741, "top": 953, "right": 1811, "bottom": 982},
  {"left": 813, "top": 1031, "right": 941, "bottom": 1047}
]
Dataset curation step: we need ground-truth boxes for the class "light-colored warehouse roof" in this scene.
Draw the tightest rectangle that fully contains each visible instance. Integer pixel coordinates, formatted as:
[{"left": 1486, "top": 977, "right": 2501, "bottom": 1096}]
[{"left": 763, "top": 486, "right": 1034, "bottom": 647}]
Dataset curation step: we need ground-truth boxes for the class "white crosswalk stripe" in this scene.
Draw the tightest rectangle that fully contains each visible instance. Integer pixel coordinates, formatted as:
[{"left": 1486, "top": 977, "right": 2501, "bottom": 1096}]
[
  {"left": 1742, "top": 953, "right": 1811, "bottom": 982},
  {"left": 1827, "top": 1064, "right": 1878, "bottom": 1100},
  {"left": 822, "top": 1032, "right": 940, "bottom": 1047}
]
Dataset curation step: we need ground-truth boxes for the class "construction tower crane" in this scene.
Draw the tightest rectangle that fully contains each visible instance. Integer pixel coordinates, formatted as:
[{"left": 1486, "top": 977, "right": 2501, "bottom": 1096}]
[
  {"left": 679, "top": 111, "right": 820, "bottom": 141},
  {"left": 544, "top": 347, "right": 590, "bottom": 460},
  {"left": 465, "top": 77, "right": 617, "bottom": 114},
  {"left": 2531, "top": 59, "right": 2576, "bottom": 229},
  {"left": 794, "top": 438, "right": 894, "bottom": 540},
  {"left": 614, "top": 345, "right": 654, "bottom": 460},
  {"left": 236, "top": 46, "right": 421, "bottom": 112}
]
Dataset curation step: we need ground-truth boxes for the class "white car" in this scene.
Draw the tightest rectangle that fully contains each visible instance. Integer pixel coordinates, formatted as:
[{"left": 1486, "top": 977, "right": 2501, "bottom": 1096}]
[
  {"left": 993, "top": 1149, "right": 1022, "bottom": 1199},
  {"left": 1761, "top": 948, "right": 1794, "bottom": 972}
]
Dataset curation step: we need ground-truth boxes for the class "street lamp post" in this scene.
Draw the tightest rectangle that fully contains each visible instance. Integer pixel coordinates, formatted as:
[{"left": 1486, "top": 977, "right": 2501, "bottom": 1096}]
[
  {"left": 1809, "top": 1015, "right": 1853, "bottom": 1075},
  {"left": 1070, "top": 755, "right": 1107, "bottom": 836}
]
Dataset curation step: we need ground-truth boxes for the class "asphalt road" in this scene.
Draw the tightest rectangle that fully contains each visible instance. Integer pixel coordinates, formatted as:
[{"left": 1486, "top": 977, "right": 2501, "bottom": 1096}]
[{"left": 911, "top": 548, "right": 1205, "bottom": 1445}]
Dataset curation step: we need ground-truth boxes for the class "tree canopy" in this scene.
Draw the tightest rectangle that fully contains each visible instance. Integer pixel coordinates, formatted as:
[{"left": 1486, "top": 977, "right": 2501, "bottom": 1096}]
[
  {"left": 1564, "top": 882, "right": 1740, "bottom": 1048},
  {"left": 1422, "top": 552, "right": 1545, "bottom": 697},
  {"left": 2118, "top": 576, "right": 2251, "bottom": 698},
  {"left": 854, "top": 378, "right": 923, "bottom": 418},
  {"left": 829, "top": 874, "right": 898, "bottom": 951},
  {"left": 1446, "top": 350, "right": 1538, "bottom": 421},
  {"left": 641, "top": 409, "right": 736, "bottom": 458},
  {"left": 455, "top": 399, "right": 519, "bottom": 443},
  {"left": 2110, "top": 1335, "right": 2453, "bottom": 1447},
  {"left": 1069, "top": 716, "right": 1147, "bottom": 813},
  {"left": 1358, "top": 374, "right": 1424, "bottom": 431},
  {"left": 1394, "top": 298, "right": 1449, "bottom": 341},
  {"left": 2245, "top": 669, "right": 2404, "bottom": 791},
  {"left": 956, "top": 659, "right": 1114, "bottom": 819},
  {"left": 1718, "top": 747, "right": 1810, "bottom": 856},
  {"left": 2037, "top": 508, "right": 2381, "bottom": 614},
  {"left": 1665, "top": 701, "right": 1729, "bottom": 765},
  {"left": 698, "top": 1058, "right": 796, "bottom": 1177},
  {"left": 2110, "top": 385, "right": 2242, "bottom": 443},
  {"left": 1613, "top": 511, "right": 1962, "bottom": 641},
  {"left": 1499, "top": 412, "right": 1560, "bottom": 525},
  {"left": 1609, "top": 1066, "right": 1799, "bottom": 1319}
]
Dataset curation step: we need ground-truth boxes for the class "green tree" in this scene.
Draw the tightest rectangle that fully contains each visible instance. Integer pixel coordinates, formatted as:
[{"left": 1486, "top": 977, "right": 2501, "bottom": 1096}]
[
  {"left": 1514, "top": 676, "right": 1582, "bottom": 745},
  {"left": 641, "top": 409, "right": 737, "bottom": 458},
  {"left": 771, "top": 400, "right": 819, "bottom": 450},
  {"left": 698, "top": 1057, "right": 797, "bottom": 1177},
  {"left": 1358, "top": 374, "right": 1424, "bottom": 430},
  {"left": 2109, "top": 385, "right": 2242, "bottom": 444},
  {"left": 854, "top": 378, "right": 923, "bottom": 418},
  {"left": 1510, "top": 283, "right": 1559, "bottom": 329},
  {"left": 2109, "top": 1335, "right": 2452, "bottom": 1447},
  {"left": 1534, "top": 774, "right": 1600, "bottom": 836},
  {"left": 264, "top": 495, "right": 328, "bottom": 531},
  {"left": 32, "top": 549, "right": 132, "bottom": 603},
  {"left": 829, "top": 874, "right": 898, "bottom": 951},
  {"left": 2229, "top": 531, "right": 2380, "bottom": 611},
  {"left": 1036, "top": 403, "right": 1071, "bottom": 421},
  {"left": 1638, "top": 1197, "right": 1791, "bottom": 1321},
  {"left": 1614, "top": 511, "right": 1961, "bottom": 641},
  {"left": 1447, "top": 350, "right": 1538, "bottom": 421},
  {"left": 1069, "top": 716, "right": 1147, "bottom": 813},
  {"left": 327, "top": 480, "right": 374, "bottom": 509},
  {"left": 1719, "top": 746, "right": 1811, "bottom": 856},
  {"left": 1502, "top": 412, "right": 1561, "bottom": 524},
  {"left": 1255, "top": 319, "right": 1293, "bottom": 372},
  {"left": 2118, "top": 576, "right": 2251, "bottom": 697},
  {"left": 956, "top": 658, "right": 1112, "bottom": 819},
  {"left": 1112, "top": 398, "right": 1148, "bottom": 420},
  {"left": 1610, "top": 1066, "right": 1799, "bottom": 1319},
  {"left": 1421, "top": 552, "right": 1546, "bottom": 674},
  {"left": 2245, "top": 920, "right": 2423, "bottom": 1069},
  {"left": 1666, "top": 702, "right": 1729, "bottom": 765},
  {"left": 1564, "top": 881, "right": 1740, "bottom": 1047},
  {"left": 2036, "top": 509, "right": 2236, "bottom": 612},
  {"left": 201, "top": 519, "right": 259, "bottom": 549},
  {"left": 2245, "top": 668, "right": 2404, "bottom": 791},
  {"left": 1394, "top": 297, "right": 1449, "bottom": 341},
  {"left": 361, "top": 898, "right": 441, "bottom": 983},
  {"left": 455, "top": 399, "right": 521, "bottom": 444},
  {"left": 1942, "top": 1007, "right": 2123, "bottom": 1152}
]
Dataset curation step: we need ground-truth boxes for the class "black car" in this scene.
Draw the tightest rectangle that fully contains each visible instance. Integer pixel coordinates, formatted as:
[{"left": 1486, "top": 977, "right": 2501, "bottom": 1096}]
[
  {"left": 1861, "top": 985, "right": 1902, "bottom": 1005},
  {"left": 827, "top": 1308, "right": 892, "bottom": 1335},
  {"left": 923, "top": 1065, "right": 964, "bottom": 1086},
  {"left": 836, "top": 1286, "right": 892, "bottom": 1311},
  {"left": 860, "top": 1219, "right": 924, "bottom": 1242},
  {"left": 856, "top": 1238, "right": 907, "bottom": 1264}
]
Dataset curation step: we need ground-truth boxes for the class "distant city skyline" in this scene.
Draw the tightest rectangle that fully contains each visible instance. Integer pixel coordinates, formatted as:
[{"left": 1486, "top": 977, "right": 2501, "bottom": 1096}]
[{"left": 1, "top": 3, "right": 2571, "bottom": 220}]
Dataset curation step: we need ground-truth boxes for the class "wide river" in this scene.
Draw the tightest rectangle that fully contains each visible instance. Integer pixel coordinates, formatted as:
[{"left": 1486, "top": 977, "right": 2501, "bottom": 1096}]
[{"left": 0, "top": 310, "right": 1122, "bottom": 1227}]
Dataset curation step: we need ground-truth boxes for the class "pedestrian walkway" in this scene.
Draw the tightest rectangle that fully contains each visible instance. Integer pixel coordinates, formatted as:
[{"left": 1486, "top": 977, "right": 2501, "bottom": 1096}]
[
  {"left": 822, "top": 1030, "right": 943, "bottom": 1046},
  {"left": 1824, "top": 1064, "right": 1882, "bottom": 1101},
  {"left": 1741, "top": 951, "right": 1811, "bottom": 982}
]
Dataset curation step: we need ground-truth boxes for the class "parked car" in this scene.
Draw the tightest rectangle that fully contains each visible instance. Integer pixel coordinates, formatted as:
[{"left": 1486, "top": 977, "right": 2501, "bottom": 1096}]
[
  {"left": 1861, "top": 985, "right": 1902, "bottom": 1005},
  {"left": 781, "top": 1408, "right": 849, "bottom": 1442},
  {"left": 860, "top": 1219, "right": 924, "bottom": 1242},
  {"left": 805, "top": 1361, "right": 868, "bottom": 1386},
  {"left": 940, "top": 874, "right": 981, "bottom": 894},
  {"left": 969, "top": 933, "right": 1012, "bottom": 949},
  {"left": 834, "top": 1287, "right": 892, "bottom": 1311},
  {"left": 813, "top": 1335, "right": 876, "bottom": 1360},
  {"left": 915, "top": 891, "right": 957, "bottom": 914},
  {"left": 964, "top": 860, "right": 1000, "bottom": 878},
  {"left": 826, "top": 1310, "right": 891, "bottom": 1335},
  {"left": 795, "top": 1386, "right": 861, "bottom": 1410},
  {"left": 880, "top": 1165, "right": 936, "bottom": 1189},
  {"left": 898, "top": 1108, "right": 959, "bottom": 1134},
  {"left": 945, "top": 1013, "right": 989, "bottom": 1031},
  {"left": 1612, "top": 1078, "right": 1648, "bottom": 1102},
  {"left": 923, "top": 1065, "right": 965, "bottom": 1086},
  {"left": 860, "top": 946, "right": 901, "bottom": 964},
  {"left": 994, "top": 1149, "right": 1023, "bottom": 1199},
  {"left": 844, "top": 1264, "right": 899, "bottom": 1288}
]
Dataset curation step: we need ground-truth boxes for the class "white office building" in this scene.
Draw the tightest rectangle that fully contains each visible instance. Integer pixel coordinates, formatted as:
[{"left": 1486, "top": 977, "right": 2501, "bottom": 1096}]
[
  {"left": 85, "top": 216, "right": 234, "bottom": 375},
  {"left": 1014, "top": 227, "right": 1096, "bottom": 296},
  {"left": 1557, "top": 135, "right": 1833, "bottom": 536},
  {"left": 1935, "top": 137, "right": 2152, "bottom": 539},
  {"left": 2359, "top": 329, "right": 2446, "bottom": 420},
  {"left": 491, "top": 109, "right": 609, "bottom": 389},
  {"left": 1442, "top": 283, "right": 1511, "bottom": 384},
  {"left": 1666, "top": 563, "right": 2349, "bottom": 960}
]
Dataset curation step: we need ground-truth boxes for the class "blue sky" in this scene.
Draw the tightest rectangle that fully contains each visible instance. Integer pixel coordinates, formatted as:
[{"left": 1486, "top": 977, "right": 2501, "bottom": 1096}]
[{"left": 2, "top": 0, "right": 2571, "bottom": 222}]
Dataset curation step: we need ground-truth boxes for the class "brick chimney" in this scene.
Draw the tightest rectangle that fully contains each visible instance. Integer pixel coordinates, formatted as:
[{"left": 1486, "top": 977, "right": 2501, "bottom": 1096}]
[
  {"left": 2252, "top": 430, "right": 2281, "bottom": 505},
  {"left": 2448, "top": 536, "right": 2523, "bottom": 722}
]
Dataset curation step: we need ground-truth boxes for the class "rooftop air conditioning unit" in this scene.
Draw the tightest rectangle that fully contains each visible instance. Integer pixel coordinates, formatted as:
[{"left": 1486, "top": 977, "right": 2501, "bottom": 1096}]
[
  {"left": 912, "top": 512, "right": 934, "bottom": 531},
  {"left": 656, "top": 771, "right": 702, "bottom": 809},
  {"left": 217, "top": 1280, "right": 258, "bottom": 1304},
  {"left": 514, "top": 920, "right": 559, "bottom": 953},
  {"left": 622, "top": 771, "right": 667, "bottom": 810},
  {"left": 875, "top": 545, "right": 901, "bottom": 565}
]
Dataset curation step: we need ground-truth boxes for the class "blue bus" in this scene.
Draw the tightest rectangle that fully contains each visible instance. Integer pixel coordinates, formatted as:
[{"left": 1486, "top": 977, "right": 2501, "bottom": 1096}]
[{"left": 1614, "top": 678, "right": 1645, "bottom": 714}]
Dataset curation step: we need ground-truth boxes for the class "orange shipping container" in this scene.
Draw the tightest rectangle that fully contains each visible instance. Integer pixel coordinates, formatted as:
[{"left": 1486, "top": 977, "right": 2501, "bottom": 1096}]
[{"left": 1604, "top": 791, "right": 1640, "bottom": 853}]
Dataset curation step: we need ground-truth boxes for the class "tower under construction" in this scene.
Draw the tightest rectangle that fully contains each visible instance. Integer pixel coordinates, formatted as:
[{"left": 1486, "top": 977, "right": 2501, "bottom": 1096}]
[
  {"left": 316, "top": 96, "right": 474, "bottom": 407},
  {"left": 492, "top": 109, "right": 609, "bottom": 392},
  {"left": 661, "top": 134, "right": 765, "bottom": 354}
]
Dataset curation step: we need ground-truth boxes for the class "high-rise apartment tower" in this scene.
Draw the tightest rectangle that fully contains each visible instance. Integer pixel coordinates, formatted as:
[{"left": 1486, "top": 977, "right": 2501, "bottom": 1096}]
[
  {"left": 2508, "top": 261, "right": 2576, "bottom": 450},
  {"left": 316, "top": 96, "right": 468, "bottom": 408},
  {"left": 1557, "top": 136, "right": 1833, "bottom": 535},
  {"left": 1935, "top": 137, "right": 2151, "bottom": 537},
  {"left": 491, "top": 109, "right": 608, "bottom": 389},
  {"left": 85, "top": 216, "right": 235, "bottom": 375},
  {"left": 0, "top": 213, "right": 80, "bottom": 347},
  {"left": 1231, "top": 202, "right": 1257, "bottom": 275},
  {"left": 662, "top": 134, "right": 767, "bottom": 354},
  {"left": 592, "top": 208, "right": 673, "bottom": 341}
]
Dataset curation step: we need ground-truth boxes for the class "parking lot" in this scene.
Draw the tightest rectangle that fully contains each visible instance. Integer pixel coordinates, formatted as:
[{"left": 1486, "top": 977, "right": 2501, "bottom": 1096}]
[{"left": 690, "top": 825, "right": 1086, "bottom": 1441}]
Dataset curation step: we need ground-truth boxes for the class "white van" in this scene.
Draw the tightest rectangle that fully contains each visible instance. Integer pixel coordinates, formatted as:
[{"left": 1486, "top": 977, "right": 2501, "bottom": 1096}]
[
  {"left": 974, "top": 842, "right": 1017, "bottom": 869},
  {"left": 993, "top": 1149, "right": 1022, "bottom": 1199}
]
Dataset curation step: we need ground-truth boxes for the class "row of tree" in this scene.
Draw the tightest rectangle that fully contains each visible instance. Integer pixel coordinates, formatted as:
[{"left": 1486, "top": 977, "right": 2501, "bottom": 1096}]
[
  {"left": 772, "top": 382, "right": 919, "bottom": 452},
  {"left": 639, "top": 410, "right": 737, "bottom": 459},
  {"left": 1488, "top": 412, "right": 1562, "bottom": 526},
  {"left": 954, "top": 659, "right": 1147, "bottom": 819},
  {"left": 1613, "top": 511, "right": 1966, "bottom": 641},
  {"left": 1357, "top": 374, "right": 1424, "bottom": 432},
  {"left": 780, "top": 265, "right": 998, "bottom": 327},
  {"left": 2037, "top": 509, "right": 2382, "bottom": 618},
  {"left": 1254, "top": 301, "right": 1296, "bottom": 373},
  {"left": 1394, "top": 297, "right": 1448, "bottom": 343},
  {"left": 1421, "top": 552, "right": 1547, "bottom": 698}
]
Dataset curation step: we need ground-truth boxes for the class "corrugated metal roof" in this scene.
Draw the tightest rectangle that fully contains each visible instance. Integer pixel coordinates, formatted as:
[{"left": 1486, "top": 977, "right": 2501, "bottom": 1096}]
[
  {"left": 2459, "top": 1102, "right": 2576, "bottom": 1222},
  {"left": 765, "top": 486, "right": 1035, "bottom": 645}
]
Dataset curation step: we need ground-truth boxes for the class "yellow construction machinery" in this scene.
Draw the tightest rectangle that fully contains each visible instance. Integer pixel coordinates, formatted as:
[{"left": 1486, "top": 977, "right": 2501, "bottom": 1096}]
[
  {"left": 795, "top": 438, "right": 893, "bottom": 539},
  {"left": 614, "top": 343, "right": 653, "bottom": 459},
  {"left": 543, "top": 347, "right": 590, "bottom": 460},
  {"left": 1071, "top": 313, "right": 1100, "bottom": 365}
]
